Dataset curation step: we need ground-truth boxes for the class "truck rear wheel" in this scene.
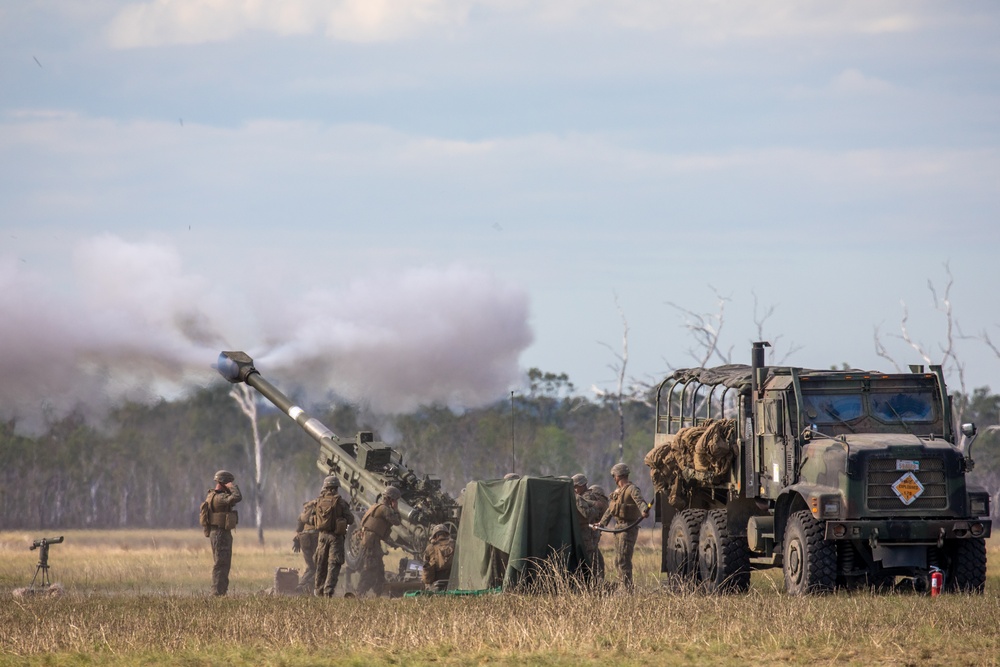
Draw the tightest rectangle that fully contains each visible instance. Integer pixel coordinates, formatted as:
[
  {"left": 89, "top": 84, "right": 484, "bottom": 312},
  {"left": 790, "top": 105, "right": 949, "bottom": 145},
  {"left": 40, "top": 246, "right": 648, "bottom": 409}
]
[
  {"left": 698, "top": 509, "right": 751, "bottom": 593},
  {"left": 665, "top": 509, "right": 705, "bottom": 581},
  {"left": 944, "top": 538, "right": 986, "bottom": 593},
  {"left": 783, "top": 510, "right": 836, "bottom": 595}
]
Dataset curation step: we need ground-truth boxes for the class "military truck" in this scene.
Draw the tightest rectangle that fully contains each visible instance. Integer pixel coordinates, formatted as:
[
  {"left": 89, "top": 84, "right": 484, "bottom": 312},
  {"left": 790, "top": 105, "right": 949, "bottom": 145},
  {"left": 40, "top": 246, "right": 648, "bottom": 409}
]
[{"left": 647, "top": 342, "right": 991, "bottom": 594}]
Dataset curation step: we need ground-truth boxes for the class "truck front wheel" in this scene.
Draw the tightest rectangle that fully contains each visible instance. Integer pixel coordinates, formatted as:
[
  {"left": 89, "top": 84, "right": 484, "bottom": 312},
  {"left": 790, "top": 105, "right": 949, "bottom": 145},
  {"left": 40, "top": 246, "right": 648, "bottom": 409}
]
[
  {"left": 698, "top": 509, "right": 751, "bottom": 593},
  {"left": 665, "top": 509, "right": 705, "bottom": 581},
  {"left": 944, "top": 538, "right": 986, "bottom": 593},
  {"left": 783, "top": 510, "right": 836, "bottom": 595}
]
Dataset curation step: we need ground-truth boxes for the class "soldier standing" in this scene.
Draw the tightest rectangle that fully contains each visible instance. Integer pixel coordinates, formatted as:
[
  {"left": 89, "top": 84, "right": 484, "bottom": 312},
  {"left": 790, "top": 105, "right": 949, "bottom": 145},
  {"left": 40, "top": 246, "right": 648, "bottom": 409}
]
[
  {"left": 421, "top": 524, "right": 455, "bottom": 591},
  {"left": 312, "top": 476, "right": 354, "bottom": 597},
  {"left": 293, "top": 498, "right": 318, "bottom": 594},
  {"left": 585, "top": 484, "right": 610, "bottom": 580},
  {"left": 596, "top": 463, "right": 649, "bottom": 589},
  {"left": 571, "top": 473, "right": 602, "bottom": 583},
  {"left": 356, "top": 485, "right": 402, "bottom": 597},
  {"left": 205, "top": 470, "right": 242, "bottom": 596}
]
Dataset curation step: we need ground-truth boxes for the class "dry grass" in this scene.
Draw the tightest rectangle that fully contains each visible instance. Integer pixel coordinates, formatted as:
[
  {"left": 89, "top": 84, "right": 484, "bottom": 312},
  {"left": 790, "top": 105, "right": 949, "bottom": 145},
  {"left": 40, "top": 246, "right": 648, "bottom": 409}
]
[{"left": 1, "top": 530, "right": 999, "bottom": 666}]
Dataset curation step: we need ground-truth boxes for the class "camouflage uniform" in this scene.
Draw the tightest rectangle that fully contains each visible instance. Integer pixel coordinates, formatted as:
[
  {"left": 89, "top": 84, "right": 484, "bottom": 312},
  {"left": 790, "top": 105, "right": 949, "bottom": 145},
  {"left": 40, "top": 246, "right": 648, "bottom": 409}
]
[
  {"left": 312, "top": 477, "right": 354, "bottom": 597},
  {"left": 598, "top": 465, "right": 649, "bottom": 589},
  {"left": 421, "top": 525, "right": 455, "bottom": 591},
  {"left": 356, "top": 489, "right": 402, "bottom": 597},
  {"left": 294, "top": 499, "right": 318, "bottom": 593},
  {"left": 572, "top": 474, "right": 602, "bottom": 583},
  {"left": 585, "top": 485, "right": 610, "bottom": 579},
  {"left": 205, "top": 470, "right": 242, "bottom": 596}
]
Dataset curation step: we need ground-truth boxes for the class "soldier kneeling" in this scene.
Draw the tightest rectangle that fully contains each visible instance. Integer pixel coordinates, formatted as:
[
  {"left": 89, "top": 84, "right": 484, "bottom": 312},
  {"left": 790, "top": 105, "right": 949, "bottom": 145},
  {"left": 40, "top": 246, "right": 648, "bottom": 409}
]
[{"left": 422, "top": 524, "right": 455, "bottom": 591}]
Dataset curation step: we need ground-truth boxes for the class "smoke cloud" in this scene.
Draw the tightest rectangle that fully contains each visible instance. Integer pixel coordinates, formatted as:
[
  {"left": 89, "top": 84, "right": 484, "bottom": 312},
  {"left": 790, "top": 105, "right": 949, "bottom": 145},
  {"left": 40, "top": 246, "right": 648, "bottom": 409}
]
[{"left": 0, "top": 234, "right": 533, "bottom": 433}]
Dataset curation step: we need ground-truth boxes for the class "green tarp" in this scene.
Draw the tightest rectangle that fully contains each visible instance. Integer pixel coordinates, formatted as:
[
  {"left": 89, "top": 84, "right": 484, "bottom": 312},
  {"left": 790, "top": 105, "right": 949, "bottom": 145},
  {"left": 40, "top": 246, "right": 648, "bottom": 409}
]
[{"left": 449, "top": 476, "right": 586, "bottom": 591}]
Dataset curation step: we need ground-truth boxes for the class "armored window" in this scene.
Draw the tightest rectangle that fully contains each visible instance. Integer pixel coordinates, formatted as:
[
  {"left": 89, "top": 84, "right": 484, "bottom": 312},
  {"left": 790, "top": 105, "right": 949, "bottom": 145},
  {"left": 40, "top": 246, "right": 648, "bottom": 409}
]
[
  {"left": 870, "top": 391, "right": 936, "bottom": 423},
  {"left": 801, "top": 393, "right": 864, "bottom": 424}
]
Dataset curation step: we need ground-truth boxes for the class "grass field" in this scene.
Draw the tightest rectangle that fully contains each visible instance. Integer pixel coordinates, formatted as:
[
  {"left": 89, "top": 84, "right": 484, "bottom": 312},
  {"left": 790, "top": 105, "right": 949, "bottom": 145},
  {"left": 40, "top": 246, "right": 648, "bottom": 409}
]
[{"left": 1, "top": 529, "right": 999, "bottom": 666}]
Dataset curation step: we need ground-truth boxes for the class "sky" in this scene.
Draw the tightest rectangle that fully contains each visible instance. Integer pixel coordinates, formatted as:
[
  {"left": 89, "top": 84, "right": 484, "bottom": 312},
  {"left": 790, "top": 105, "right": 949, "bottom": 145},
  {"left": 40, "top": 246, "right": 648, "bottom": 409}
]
[{"left": 2, "top": 1, "right": 999, "bottom": 433}]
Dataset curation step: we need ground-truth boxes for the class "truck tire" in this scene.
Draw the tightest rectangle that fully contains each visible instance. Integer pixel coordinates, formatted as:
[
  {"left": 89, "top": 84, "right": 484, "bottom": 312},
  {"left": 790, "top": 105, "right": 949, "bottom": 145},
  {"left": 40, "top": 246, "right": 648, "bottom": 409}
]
[
  {"left": 665, "top": 509, "right": 706, "bottom": 581},
  {"left": 782, "top": 510, "right": 836, "bottom": 595},
  {"left": 697, "top": 509, "right": 751, "bottom": 593},
  {"left": 944, "top": 538, "right": 987, "bottom": 593}
]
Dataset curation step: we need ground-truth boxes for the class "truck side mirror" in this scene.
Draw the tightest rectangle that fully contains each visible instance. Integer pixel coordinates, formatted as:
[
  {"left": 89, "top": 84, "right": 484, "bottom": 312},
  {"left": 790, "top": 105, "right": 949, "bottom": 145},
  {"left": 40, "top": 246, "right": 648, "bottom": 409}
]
[{"left": 961, "top": 422, "right": 979, "bottom": 466}]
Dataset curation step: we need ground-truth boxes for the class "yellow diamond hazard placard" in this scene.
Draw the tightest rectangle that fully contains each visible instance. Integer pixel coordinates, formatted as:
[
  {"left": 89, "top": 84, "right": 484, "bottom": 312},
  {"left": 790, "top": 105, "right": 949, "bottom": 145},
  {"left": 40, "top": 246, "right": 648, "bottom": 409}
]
[{"left": 892, "top": 472, "right": 925, "bottom": 506}]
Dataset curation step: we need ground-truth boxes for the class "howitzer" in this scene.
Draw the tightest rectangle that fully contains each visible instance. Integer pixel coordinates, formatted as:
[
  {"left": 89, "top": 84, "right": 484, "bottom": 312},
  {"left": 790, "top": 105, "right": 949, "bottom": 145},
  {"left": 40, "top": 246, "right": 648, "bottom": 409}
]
[{"left": 216, "top": 351, "right": 459, "bottom": 558}]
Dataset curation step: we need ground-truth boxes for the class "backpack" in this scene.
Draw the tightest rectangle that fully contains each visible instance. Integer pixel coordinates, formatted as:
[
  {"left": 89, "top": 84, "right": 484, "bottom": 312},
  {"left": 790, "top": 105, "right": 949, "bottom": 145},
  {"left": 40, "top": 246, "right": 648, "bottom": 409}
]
[
  {"left": 313, "top": 493, "right": 343, "bottom": 533},
  {"left": 198, "top": 491, "right": 214, "bottom": 537}
]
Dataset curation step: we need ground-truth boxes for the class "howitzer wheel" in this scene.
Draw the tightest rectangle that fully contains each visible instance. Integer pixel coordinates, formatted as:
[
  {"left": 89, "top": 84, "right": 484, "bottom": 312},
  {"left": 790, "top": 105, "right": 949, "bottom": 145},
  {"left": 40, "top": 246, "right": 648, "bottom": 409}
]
[
  {"left": 665, "top": 509, "right": 706, "bottom": 582},
  {"left": 782, "top": 510, "right": 836, "bottom": 595},
  {"left": 345, "top": 512, "right": 365, "bottom": 571},
  {"left": 943, "top": 538, "right": 986, "bottom": 593},
  {"left": 697, "top": 509, "right": 751, "bottom": 593}
]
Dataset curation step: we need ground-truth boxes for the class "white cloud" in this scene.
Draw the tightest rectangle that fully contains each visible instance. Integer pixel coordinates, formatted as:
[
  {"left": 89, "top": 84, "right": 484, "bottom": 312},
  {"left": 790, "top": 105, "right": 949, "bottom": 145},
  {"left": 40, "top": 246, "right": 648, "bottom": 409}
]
[
  {"left": 106, "top": 0, "right": 472, "bottom": 47},
  {"left": 830, "top": 68, "right": 896, "bottom": 95},
  {"left": 103, "top": 0, "right": 936, "bottom": 48}
]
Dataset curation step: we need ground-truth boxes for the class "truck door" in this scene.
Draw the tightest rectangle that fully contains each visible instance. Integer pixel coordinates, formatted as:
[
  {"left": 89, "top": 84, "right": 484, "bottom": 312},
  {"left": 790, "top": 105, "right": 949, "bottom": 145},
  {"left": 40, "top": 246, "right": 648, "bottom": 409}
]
[{"left": 757, "top": 397, "right": 787, "bottom": 496}]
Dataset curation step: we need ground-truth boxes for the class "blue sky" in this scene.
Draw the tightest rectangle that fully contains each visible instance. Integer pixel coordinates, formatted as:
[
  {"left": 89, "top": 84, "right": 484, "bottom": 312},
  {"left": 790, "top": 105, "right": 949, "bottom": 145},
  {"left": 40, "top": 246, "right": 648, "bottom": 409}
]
[{"left": 2, "top": 1, "right": 998, "bottom": 430}]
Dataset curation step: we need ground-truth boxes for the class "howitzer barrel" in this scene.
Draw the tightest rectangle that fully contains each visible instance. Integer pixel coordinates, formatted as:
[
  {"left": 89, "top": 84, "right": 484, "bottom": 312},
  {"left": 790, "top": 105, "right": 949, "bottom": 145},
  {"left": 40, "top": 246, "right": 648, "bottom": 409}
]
[{"left": 216, "top": 351, "right": 456, "bottom": 556}]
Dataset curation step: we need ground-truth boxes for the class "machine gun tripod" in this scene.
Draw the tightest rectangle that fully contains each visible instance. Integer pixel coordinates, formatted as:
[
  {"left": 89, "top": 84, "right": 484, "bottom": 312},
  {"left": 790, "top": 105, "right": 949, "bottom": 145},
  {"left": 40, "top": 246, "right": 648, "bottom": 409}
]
[{"left": 29, "top": 536, "right": 64, "bottom": 589}]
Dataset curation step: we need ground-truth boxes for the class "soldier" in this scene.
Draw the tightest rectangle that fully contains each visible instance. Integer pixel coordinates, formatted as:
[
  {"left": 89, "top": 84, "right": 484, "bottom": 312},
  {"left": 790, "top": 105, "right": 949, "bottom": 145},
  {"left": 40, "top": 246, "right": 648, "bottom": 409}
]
[
  {"left": 312, "top": 475, "right": 354, "bottom": 597},
  {"left": 572, "top": 473, "right": 602, "bottom": 583},
  {"left": 421, "top": 524, "right": 455, "bottom": 591},
  {"left": 596, "top": 463, "right": 649, "bottom": 589},
  {"left": 205, "top": 470, "right": 242, "bottom": 596},
  {"left": 356, "top": 485, "right": 402, "bottom": 597},
  {"left": 585, "top": 484, "right": 610, "bottom": 580},
  {"left": 293, "top": 498, "right": 318, "bottom": 594}
]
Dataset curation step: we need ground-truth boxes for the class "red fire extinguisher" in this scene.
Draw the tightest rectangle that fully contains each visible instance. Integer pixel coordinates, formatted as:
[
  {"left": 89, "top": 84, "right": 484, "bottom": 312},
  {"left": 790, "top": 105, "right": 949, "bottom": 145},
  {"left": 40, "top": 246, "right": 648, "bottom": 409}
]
[{"left": 930, "top": 567, "right": 943, "bottom": 597}]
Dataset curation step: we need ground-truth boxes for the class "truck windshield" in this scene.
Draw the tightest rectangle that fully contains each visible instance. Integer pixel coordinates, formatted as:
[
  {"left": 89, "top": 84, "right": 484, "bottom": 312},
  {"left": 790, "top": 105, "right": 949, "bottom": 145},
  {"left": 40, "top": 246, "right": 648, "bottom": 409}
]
[
  {"left": 801, "top": 393, "right": 864, "bottom": 424},
  {"left": 870, "top": 391, "right": 936, "bottom": 423}
]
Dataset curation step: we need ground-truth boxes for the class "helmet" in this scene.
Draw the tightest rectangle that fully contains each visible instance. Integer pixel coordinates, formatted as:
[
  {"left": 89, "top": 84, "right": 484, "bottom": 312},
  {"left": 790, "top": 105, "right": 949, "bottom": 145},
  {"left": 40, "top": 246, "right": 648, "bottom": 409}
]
[
  {"left": 322, "top": 475, "right": 340, "bottom": 489},
  {"left": 384, "top": 486, "right": 402, "bottom": 500},
  {"left": 588, "top": 484, "right": 607, "bottom": 497},
  {"left": 214, "top": 470, "right": 234, "bottom": 484},
  {"left": 503, "top": 473, "right": 520, "bottom": 480},
  {"left": 571, "top": 473, "right": 588, "bottom": 488},
  {"left": 610, "top": 463, "right": 630, "bottom": 478},
  {"left": 432, "top": 524, "right": 449, "bottom": 538}
]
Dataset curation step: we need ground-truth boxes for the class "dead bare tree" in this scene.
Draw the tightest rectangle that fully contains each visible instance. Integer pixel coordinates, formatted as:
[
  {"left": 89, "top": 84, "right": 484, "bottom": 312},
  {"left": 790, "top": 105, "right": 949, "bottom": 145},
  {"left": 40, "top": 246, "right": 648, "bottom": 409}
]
[
  {"left": 666, "top": 287, "right": 734, "bottom": 368},
  {"left": 752, "top": 290, "right": 803, "bottom": 365},
  {"left": 977, "top": 326, "right": 1000, "bottom": 362},
  {"left": 596, "top": 293, "right": 629, "bottom": 464},
  {"left": 229, "top": 383, "right": 281, "bottom": 545},
  {"left": 873, "top": 262, "right": 969, "bottom": 423}
]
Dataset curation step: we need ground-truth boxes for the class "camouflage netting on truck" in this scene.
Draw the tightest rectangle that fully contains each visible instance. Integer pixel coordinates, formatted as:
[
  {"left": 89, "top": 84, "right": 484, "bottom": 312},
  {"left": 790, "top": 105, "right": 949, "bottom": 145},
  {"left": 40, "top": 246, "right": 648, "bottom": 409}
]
[
  {"left": 665, "top": 365, "right": 754, "bottom": 391},
  {"left": 644, "top": 419, "right": 738, "bottom": 510}
]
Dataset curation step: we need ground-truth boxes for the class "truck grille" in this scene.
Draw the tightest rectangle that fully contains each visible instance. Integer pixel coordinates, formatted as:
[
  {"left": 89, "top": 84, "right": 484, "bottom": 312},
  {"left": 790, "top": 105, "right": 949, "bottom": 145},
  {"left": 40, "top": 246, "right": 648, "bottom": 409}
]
[{"left": 865, "top": 457, "right": 948, "bottom": 511}]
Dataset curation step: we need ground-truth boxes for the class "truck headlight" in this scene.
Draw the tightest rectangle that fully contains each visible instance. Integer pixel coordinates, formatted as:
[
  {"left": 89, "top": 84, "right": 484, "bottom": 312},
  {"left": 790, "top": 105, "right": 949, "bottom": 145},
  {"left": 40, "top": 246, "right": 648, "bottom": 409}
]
[
  {"left": 811, "top": 494, "right": 842, "bottom": 519},
  {"left": 969, "top": 492, "right": 989, "bottom": 517}
]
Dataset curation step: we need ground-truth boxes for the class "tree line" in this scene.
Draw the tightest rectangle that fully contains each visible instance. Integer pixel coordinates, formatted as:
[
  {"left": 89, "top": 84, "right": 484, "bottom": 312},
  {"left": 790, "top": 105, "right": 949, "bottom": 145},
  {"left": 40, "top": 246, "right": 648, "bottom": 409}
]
[
  {"left": 2, "top": 372, "right": 998, "bottom": 532},
  {"left": 0, "top": 370, "right": 655, "bottom": 532}
]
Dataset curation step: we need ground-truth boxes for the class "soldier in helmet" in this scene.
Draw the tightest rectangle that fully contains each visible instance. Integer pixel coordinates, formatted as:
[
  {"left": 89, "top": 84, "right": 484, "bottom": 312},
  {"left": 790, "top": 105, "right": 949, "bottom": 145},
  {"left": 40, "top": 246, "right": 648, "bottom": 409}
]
[
  {"left": 571, "top": 473, "right": 602, "bottom": 583},
  {"left": 293, "top": 497, "right": 319, "bottom": 594},
  {"left": 356, "top": 485, "right": 402, "bottom": 597},
  {"left": 421, "top": 524, "right": 455, "bottom": 591},
  {"left": 585, "top": 484, "right": 610, "bottom": 579},
  {"left": 596, "top": 463, "right": 649, "bottom": 589},
  {"left": 205, "top": 470, "right": 242, "bottom": 596},
  {"left": 312, "top": 475, "right": 354, "bottom": 597}
]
